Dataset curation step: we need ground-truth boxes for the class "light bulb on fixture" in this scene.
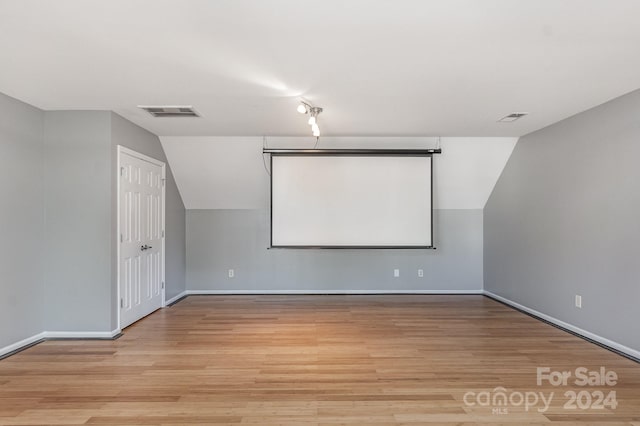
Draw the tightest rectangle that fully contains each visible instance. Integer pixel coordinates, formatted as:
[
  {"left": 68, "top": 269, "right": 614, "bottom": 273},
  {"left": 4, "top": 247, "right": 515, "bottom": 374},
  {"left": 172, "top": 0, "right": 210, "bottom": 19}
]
[{"left": 296, "top": 101, "right": 323, "bottom": 138}]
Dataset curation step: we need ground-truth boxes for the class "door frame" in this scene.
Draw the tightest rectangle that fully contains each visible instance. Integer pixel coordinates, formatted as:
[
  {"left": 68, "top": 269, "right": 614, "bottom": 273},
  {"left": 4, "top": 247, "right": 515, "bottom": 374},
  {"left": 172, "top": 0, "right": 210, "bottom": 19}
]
[{"left": 116, "top": 145, "right": 167, "bottom": 330}]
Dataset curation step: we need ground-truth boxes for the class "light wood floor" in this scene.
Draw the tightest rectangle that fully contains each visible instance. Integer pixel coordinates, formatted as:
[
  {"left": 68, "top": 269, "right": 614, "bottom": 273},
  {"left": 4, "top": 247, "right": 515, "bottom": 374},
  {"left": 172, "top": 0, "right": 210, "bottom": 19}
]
[{"left": 0, "top": 295, "right": 638, "bottom": 425}]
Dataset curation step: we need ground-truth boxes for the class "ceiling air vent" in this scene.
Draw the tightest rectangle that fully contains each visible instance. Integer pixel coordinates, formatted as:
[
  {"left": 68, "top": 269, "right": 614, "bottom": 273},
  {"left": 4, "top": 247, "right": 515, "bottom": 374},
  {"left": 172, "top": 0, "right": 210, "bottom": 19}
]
[
  {"left": 498, "top": 112, "right": 528, "bottom": 123},
  {"left": 139, "top": 105, "right": 200, "bottom": 118}
]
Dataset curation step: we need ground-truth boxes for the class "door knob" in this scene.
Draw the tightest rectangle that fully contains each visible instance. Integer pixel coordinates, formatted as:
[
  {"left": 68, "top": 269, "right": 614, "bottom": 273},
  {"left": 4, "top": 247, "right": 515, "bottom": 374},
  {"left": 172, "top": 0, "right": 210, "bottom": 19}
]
[{"left": 140, "top": 244, "right": 153, "bottom": 251}]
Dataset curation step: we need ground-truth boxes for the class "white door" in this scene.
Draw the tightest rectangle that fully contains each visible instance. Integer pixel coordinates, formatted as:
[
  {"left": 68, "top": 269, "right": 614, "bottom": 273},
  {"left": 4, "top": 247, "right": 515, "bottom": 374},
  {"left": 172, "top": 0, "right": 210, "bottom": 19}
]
[{"left": 118, "top": 147, "right": 165, "bottom": 329}]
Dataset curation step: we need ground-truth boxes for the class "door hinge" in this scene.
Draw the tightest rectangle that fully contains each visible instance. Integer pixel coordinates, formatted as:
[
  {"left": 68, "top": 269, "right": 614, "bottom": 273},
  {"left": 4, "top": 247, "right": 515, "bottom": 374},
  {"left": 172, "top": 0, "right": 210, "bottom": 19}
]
[
  {"left": 162, "top": 230, "right": 165, "bottom": 238},
  {"left": 120, "top": 234, "right": 123, "bottom": 243},
  {"left": 120, "top": 298, "right": 124, "bottom": 308},
  {"left": 161, "top": 281, "right": 165, "bottom": 289},
  {"left": 161, "top": 178, "right": 166, "bottom": 187},
  {"left": 120, "top": 166, "right": 125, "bottom": 177}
]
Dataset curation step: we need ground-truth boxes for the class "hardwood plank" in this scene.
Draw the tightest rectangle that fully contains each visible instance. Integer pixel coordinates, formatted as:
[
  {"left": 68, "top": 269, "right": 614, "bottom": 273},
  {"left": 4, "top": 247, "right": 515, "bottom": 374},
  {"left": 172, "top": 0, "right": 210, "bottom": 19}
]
[{"left": 0, "top": 295, "right": 638, "bottom": 424}]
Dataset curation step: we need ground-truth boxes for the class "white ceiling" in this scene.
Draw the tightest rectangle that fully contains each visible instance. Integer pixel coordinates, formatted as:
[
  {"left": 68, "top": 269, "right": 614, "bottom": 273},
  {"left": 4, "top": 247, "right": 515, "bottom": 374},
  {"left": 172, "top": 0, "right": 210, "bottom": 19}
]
[
  {"left": 1, "top": 0, "right": 640, "bottom": 137},
  {"left": 160, "top": 137, "right": 517, "bottom": 210}
]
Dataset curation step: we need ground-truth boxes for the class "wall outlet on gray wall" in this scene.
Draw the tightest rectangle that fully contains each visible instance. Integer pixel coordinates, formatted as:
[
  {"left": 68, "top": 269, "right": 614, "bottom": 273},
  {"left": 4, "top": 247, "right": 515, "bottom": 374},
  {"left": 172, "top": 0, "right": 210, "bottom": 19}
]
[
  {"left": 418, "top": 269, "right": 424, "bottom": 277},
  {"left": 393, "top": 269, "right": 400, "bottom": 278},
  {"left": 228, "top": 269, "right": 235, "bottom": 278},
  {"left": 575, "top": 294, "right": 582, "bottom": 308}
]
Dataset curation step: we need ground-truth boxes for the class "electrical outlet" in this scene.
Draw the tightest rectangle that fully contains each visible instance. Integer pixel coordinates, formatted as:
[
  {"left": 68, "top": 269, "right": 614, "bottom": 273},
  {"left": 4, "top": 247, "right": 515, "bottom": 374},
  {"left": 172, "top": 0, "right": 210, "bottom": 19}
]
[
  {"left": 418, "top": 269, "right": 424, "bottom": 277},
  {"left": 393, "top": 269, "right": 400, "bottom": 278},
  {"left": 228, "top": 269, "right": 235, "bottom": 278},
  {"left": 575, "top": 294, "right": 582, "bottom": 309}
]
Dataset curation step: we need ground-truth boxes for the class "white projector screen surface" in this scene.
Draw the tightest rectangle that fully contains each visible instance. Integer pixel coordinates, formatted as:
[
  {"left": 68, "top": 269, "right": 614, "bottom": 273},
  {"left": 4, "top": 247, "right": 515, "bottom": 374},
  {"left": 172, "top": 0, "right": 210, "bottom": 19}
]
[{"left": 271, "top": 155, "right": 432, "bottom": 247}]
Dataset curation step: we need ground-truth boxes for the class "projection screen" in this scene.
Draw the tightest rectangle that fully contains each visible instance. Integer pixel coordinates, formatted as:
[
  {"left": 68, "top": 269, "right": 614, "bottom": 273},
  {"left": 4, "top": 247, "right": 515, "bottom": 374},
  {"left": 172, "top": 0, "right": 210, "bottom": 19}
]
[{"left": 270, "top": 153, "right": 432, "bottom": 248}]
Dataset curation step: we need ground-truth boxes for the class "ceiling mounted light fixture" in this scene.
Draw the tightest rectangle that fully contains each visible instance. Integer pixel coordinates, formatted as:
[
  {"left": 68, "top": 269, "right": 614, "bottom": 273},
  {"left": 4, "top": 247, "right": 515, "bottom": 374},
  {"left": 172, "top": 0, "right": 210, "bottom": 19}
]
[{"left": 296, "top": 100, "right": 323, "bottom": 139}]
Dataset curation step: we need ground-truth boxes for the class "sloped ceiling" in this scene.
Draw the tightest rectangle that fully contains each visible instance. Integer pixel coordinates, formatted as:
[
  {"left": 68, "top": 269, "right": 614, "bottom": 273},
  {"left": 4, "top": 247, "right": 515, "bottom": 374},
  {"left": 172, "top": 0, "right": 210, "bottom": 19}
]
[
  {"left": 160, "top": 137, "right": 518, "bottom": 210},
  {"left": 1, "top": 1, "right": 640, "bottom": 137}
]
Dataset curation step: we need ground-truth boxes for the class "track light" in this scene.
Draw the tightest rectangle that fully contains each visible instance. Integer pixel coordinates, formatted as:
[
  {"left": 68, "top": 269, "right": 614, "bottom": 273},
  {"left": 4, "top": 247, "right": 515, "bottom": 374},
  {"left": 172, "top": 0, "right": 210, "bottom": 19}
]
[{"left": 296, "top": 100, "right": 323, "bottom": 138}]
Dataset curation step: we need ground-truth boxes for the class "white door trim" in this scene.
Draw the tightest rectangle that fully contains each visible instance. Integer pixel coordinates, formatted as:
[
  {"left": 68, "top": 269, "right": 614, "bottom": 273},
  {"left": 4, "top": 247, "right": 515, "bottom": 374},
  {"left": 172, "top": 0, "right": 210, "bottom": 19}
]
[{"left": 116, "top": 145, "right": 166, "bottom": 330}]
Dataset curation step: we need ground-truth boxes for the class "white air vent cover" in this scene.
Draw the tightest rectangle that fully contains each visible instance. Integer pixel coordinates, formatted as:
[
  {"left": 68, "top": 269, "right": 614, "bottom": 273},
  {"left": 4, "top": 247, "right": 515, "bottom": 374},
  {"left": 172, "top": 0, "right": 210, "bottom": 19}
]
[
  {"left": 498, "top": 112, "right": 528, "bottom": 122},
  {"left": 139, "top": 105, "right": 200, "bottom": 117}
]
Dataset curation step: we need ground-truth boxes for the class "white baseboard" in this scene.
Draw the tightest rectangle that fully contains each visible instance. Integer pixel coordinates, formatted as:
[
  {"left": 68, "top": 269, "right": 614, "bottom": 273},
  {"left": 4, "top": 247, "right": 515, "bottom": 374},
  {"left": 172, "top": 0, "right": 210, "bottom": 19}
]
[
  {"left": 43, "top": 329, "right": 121, "bottom": 339},
  {"left": 0, "top": 332, "right": 47, "bottom": 358},
  {"left": 483, "top": 290, "right": 640, "bottom": 361},
  {"left": 186, "top": 289, "right": 483, "bottom": 295},
  {"left": 0, "top": 328, "right": 120, "bottom": 359},
  {"left": 165, "top": 290, "right": 188, "bottom": 305}
]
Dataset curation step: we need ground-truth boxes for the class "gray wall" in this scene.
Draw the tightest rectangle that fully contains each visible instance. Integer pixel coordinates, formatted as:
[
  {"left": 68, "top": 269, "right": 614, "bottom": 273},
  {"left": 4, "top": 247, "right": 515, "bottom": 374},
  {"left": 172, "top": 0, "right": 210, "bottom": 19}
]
[
  {"left": 0, "top": 96, "right": 187, "bottom": 351},
  {"left": 44, "top": 111, "right": 187, "bottom": 332},
  {"left": 42, "top": 112, "right": 186, "bottom": 333},
  {"left": 187, "top": 209, "right": 483, "bottom": 292},
  {"left": 43, "top": 111, "right": 113, "bottom": 332},
  {"left": 0, "top": 92, "right": 45, "bottom": 348},
  {"left": 110, "top": 113, "right": 186, "bottom": 312},
  {"left": 485, "top": 89, "right": 640, "bottom": 352}
]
